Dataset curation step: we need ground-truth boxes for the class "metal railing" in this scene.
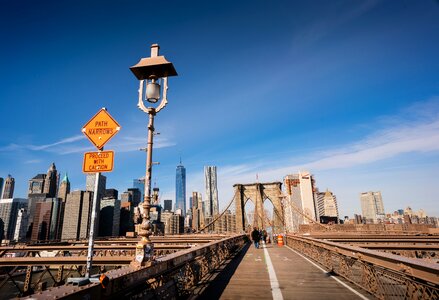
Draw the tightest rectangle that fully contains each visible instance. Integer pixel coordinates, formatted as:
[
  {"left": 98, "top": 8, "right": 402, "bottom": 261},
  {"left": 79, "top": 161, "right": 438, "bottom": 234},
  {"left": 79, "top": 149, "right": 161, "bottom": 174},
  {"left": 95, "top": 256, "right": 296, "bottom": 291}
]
[
  {"left": 23, "top": 234, "right": 247, "bottom": 299},
  {"left": 1, "top": 234, "right": 230, "bottom": 297},
  {"left": 286, "top": 235, "right": 439, "bottom": 300}
]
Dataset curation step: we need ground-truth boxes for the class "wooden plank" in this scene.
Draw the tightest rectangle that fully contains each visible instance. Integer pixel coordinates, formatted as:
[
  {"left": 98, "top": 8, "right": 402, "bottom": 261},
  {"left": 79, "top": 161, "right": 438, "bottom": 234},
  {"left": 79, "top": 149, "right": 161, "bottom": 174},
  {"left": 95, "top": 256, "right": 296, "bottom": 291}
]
[
  {"left": 219, "top": 244, "right": 272, "bottom": 299},
  {"left": 267, "top": 243, "right": 371, "bottom": 299},
  {"left": 206, "top": 242, "right": 372, "bottom": 299}
]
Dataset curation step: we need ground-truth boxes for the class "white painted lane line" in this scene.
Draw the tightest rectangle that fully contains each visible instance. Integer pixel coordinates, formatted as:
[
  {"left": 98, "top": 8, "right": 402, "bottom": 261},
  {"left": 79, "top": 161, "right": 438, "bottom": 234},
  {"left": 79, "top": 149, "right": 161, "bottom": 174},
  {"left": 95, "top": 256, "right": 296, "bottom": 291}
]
[
  {"left": 285, "top": 245, "right": 369, "bottom": 300},
  {"left": 262, "top": 245, "right": 284, "bottom": 300}
]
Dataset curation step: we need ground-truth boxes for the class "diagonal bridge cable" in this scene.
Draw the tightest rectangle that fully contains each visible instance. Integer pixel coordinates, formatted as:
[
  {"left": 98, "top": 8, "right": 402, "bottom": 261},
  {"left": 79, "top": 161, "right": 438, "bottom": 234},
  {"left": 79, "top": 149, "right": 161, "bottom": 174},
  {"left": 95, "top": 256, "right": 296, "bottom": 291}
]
[{"left": 196, "top": 193, "right": 237, "bottom": 233}]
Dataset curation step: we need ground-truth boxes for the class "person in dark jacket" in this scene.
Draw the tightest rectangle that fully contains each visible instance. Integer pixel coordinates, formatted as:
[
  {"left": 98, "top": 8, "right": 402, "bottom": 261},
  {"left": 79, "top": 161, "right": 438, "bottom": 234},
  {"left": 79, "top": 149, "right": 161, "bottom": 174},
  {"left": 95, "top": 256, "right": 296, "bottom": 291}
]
[
  {"left": 262, "top": 229, "right": 267, "bottom": 244},
  {"left": 251, "top": 227, "right": 260, "bottom": 249}
]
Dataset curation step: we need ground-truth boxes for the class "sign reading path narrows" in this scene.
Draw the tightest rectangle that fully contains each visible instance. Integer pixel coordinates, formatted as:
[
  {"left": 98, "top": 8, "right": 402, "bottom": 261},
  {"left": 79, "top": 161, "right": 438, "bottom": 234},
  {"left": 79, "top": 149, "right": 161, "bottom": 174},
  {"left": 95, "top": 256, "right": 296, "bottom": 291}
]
[{"left": 82, "top": 108, "right": 121, "bottom": 150}]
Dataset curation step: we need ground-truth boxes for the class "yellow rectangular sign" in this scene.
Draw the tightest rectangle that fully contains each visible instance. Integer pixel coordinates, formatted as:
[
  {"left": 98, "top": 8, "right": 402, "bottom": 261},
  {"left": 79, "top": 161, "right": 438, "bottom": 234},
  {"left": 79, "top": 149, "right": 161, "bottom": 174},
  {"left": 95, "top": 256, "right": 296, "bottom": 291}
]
[{"left": 83, "top": 150, "right": 114, "bottom": 173}]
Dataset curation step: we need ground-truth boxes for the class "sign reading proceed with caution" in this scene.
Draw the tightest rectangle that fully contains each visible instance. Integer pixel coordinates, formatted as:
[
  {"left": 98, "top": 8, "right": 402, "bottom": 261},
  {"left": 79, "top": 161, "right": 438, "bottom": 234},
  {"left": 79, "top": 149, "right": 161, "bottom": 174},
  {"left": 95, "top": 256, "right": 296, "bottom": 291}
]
[{"left": 83, "top": 150, "right": 114, "bottom": 173}]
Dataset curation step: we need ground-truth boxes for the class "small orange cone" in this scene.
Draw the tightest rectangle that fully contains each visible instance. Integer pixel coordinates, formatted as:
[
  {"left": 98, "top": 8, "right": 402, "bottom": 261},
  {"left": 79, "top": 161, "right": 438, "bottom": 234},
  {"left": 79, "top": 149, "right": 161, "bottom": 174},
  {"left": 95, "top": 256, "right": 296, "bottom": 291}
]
[
  {"left": 100, "top": 274, "right": 109, "bottom": 288},
  {"left": 277, "top": 235, "right": 284, "bottom": 246}
]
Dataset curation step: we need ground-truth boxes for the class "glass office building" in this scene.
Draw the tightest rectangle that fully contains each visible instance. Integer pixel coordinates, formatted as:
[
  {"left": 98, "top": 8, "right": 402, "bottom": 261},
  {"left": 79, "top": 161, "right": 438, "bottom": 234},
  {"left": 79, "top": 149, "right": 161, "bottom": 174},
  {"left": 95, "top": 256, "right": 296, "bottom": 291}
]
[
  {"left": 133, "top": 178, "right": 145, "bottom": 202},
  {"left": 175, "top": 162, "right": 186, "bottom": 216}
]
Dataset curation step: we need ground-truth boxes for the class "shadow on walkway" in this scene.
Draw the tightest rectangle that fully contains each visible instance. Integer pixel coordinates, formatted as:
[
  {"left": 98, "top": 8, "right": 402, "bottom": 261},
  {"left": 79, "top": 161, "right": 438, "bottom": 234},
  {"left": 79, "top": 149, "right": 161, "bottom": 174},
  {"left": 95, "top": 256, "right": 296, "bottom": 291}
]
[{"left": 189, "top": 242, "right": 251, "bottom": 299}]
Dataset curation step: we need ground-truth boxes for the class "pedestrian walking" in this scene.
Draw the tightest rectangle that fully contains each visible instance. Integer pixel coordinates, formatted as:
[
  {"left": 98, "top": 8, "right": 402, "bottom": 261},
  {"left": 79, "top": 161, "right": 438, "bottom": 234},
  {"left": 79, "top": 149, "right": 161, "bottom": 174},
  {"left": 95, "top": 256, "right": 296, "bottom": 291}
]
[
  {"left": 262, "top": 229, "right": 267, "bottom": 244},
  {"left": 251, "top": 227, "right": 260, "bottom": 249}
]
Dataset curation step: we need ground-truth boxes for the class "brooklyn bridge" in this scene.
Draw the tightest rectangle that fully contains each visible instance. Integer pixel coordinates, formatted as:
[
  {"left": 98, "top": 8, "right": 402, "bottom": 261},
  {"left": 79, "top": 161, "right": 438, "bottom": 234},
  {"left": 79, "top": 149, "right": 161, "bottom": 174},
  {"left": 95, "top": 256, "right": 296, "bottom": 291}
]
[
  {"left": 0, "top": 182, "right": 438, "bottom": 300},
  {"left": 1, "top": 6, "right": 439, "bottom": 297}
]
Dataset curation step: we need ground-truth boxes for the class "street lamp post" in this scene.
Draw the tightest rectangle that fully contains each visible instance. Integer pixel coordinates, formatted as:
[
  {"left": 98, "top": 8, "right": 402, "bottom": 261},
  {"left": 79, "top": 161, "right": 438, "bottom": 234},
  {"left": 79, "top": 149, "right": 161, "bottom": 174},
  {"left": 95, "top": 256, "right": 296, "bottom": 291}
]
[{"left": 130, "top": 44, "right": 177, "bottom": 266}]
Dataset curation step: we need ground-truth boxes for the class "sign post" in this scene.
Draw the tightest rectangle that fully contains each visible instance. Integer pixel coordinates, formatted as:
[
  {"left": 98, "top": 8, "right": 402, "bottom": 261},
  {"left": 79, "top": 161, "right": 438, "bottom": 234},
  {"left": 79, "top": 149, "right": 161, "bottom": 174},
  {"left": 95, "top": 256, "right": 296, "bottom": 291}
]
[
  {"left": 82, "top": 108, "right": 120, "bottom": 279},
  {"left": 86, "top": 160, "right": 101, "bottom": 278}
]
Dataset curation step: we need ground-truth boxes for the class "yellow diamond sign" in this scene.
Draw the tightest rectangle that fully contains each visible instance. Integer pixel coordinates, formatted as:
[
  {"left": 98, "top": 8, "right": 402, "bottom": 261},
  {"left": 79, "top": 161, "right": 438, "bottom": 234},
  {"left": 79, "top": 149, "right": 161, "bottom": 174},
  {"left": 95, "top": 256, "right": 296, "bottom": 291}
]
[{"left": 82, "top": 108, "right": 121, "bottom": 149}]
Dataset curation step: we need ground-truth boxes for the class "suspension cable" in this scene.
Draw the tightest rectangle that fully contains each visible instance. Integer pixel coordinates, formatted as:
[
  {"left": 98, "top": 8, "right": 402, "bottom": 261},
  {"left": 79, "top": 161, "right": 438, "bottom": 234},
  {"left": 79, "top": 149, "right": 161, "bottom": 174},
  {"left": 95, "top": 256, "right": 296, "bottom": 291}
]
[
  {"left": 196, "top": 186, "right": 329, "bottom": 233},
  {"left": 283, "top": 195, "right": 329, "bottom": 229},
  {"left": 196, "top": 193, "right": 236, "bottom": 233}
]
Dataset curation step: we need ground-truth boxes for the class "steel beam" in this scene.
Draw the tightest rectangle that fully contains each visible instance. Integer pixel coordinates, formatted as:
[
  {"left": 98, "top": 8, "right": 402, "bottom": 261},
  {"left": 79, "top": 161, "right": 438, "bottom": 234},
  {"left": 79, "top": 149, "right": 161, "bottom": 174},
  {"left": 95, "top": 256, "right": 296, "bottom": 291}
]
[{"left": 0, "top": 256, "right": 133, "bottom": 267}]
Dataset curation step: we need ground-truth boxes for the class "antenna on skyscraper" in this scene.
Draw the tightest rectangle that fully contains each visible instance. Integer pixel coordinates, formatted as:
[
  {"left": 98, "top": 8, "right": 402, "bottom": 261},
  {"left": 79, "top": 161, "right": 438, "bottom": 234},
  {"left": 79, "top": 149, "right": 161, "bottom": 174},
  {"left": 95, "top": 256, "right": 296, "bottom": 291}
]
[{"left": 177, "top": 153, "right": 184, "bottom": 166}]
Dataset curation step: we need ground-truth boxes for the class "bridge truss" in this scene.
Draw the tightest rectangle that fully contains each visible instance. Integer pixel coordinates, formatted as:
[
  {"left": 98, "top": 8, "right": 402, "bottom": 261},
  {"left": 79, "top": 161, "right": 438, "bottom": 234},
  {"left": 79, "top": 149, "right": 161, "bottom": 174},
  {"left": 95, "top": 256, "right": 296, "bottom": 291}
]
[
  {"left": 0, "top": 235, "right": 229, "bottom": 297},
  {"left": 12, "top": 234, "right": 247, "bottom": 299}
]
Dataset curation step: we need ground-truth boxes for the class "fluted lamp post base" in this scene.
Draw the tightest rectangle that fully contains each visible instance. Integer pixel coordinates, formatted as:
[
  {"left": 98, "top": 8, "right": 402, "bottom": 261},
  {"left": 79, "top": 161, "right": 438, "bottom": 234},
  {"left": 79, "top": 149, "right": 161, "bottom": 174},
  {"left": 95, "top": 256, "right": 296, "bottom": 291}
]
[{"left": 131, "top": 237, "right": 154, "bottom": 267}]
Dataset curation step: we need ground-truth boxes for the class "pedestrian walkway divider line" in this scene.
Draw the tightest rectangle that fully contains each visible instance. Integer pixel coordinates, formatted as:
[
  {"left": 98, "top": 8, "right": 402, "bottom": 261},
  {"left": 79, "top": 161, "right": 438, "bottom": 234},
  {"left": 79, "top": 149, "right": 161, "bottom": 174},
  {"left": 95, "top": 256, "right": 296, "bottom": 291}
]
[{"left": 262, "top": 244, "right": 284, "bottom": 300}]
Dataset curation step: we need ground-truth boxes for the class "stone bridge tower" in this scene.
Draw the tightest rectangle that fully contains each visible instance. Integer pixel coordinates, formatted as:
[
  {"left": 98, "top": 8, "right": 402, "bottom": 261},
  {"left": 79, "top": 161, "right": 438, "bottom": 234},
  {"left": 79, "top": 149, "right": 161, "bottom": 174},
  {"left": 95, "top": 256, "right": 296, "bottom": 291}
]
[{"left": 233, "top": 182, "right": 284, "bottom": 233}]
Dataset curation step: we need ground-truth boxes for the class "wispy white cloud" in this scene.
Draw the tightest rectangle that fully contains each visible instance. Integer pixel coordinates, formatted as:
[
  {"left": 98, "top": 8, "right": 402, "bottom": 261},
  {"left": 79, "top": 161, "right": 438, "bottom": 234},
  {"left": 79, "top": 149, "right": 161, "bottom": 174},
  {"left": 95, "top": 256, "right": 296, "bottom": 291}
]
[
  {"left": 41, "top": 135, "right": 176, "bottom": 155},
  {"left": 300, "top": 122, "right": 439, "bottom": 171},
  {"left": 0, "top": 133, "right": 176, "bottom": 155},
  {"left": 58, "top": 145, "right": 95, "bottom": 154},
  {"left": 290, "top": 0, "right": 380, "bottom": 51},
  {"left": 111, "top": 135, "right": 176, "bottom": 153},
  {"left": 214, "top": 98, "right": 439, "bottom": 203},
  {"left": 28, "top": 135, "right": 85, "bottom": 150},
  {"left": 0, "top": 143, "right": 21, "bottom": 151},
  {"left": 0, "top": 135, "right": 85, "bottom": 152},
  {"left": 23, "top": 159, "right": 42, "bottom": 164},
  {"left": 218, "top": 164, "right": 255, "bottom": 177}
]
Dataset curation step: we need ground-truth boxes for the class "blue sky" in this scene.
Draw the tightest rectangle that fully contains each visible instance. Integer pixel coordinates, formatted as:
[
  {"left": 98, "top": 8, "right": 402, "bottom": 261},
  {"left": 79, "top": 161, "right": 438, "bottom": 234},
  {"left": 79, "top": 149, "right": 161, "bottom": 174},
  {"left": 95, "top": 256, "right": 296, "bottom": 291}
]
[{"left": 1, "top": 0, "right": 438, "bottom": 218}]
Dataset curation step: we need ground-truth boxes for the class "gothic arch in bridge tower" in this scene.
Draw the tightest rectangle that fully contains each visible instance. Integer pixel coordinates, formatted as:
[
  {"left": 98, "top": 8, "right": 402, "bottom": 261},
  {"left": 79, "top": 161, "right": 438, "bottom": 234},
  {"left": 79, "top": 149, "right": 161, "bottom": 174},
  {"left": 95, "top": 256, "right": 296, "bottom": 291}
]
[{"left": 233, "top": 182, "right": 284, "bottom": 233}]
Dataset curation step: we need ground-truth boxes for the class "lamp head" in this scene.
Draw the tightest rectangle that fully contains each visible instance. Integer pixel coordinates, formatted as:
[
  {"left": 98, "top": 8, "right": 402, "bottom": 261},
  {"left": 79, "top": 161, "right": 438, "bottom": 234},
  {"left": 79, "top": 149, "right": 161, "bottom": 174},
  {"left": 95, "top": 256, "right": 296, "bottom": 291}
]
[
  {"left": 131, "top": 44, "right": 178, "bottom": 109},
  {"left": 130, "top": 44, "right": 177, "bottom": 80}
]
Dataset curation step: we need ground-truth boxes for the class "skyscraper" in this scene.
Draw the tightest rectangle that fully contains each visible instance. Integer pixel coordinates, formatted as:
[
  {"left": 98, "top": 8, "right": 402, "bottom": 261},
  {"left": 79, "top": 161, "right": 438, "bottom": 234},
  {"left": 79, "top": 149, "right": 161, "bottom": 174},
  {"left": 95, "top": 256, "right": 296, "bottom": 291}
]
[
  {"left": 175, "top": 161, "right": 186, "bottom": 216},
  {"left": 120, "top": 188, "right": 141, "bottom": 207},
  {"left": 61, "top": 191, "right": 93, "bottom": 240},
  {"left": 99, "top": 190, "right": 120, "bottom": 237},
  {"left": 163, "top": 199, "right": 172, "bottom": 211},
  {"left": 31, "top": 198, "right": 62, "bottom": 241},
  {"left": 360, "top": 191, "right": 385, "bottom": 223},
  {"left": 58, "top": 173, "right": 70, "bottom": 202},
  {"left": 188, "top": 196, "right": 193, "bottom": 213},
  {"left": 26, "top": 164, "right": 62, "bottom": 239},
  {"left": 0, "top": 198, "right": 27, "bottom": 241},
  {"left": 204, "top": 166, "right": 219, "bottom": 217},
  {"left": 133, "top": 178, "right": 145, "bottom": 202},
  {"left": 28, "top": 173, "right": 46, "bottom": 194},
  {"left": 1, "top": 174, "right": 15, "bottom": 199},
  {"left": 119, "top": 201, "right": 134, "bottom": 236},
  {"left": 0, "top": 178, "right": 3, "bottom": 198},
  {"left": 315, "top": 189, "right": 339, "bottom": 222},
  {"left": 191, "top": 191, "right": 204, "bottom": 231},
  {"left": 43, "top": 163, "right": 58, "bottom": 197},
  {"left": 105, "top": 189, "right": 118, "bottom": 199},
  {"left": 127, "top": 188, "right": 141, "bottom": 207},
  {"left": 13, "top": 208, "right": 28, "bottom": 242},
  {"left": 27, "top": 174, "right": 48, "bottom": 238},
  {"left": 283, "top": 172, "right": 317, "bottom": 232},
  {"left": 86, "top": 173, "right": 107, "bottom": 198}
]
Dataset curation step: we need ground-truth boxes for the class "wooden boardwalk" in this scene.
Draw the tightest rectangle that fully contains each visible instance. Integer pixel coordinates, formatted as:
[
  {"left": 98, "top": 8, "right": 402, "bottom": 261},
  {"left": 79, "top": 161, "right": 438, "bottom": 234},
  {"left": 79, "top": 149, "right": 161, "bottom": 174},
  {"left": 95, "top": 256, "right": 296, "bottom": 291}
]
[{"left": 193, "top": 242, "right": 373, "bottom": 300}]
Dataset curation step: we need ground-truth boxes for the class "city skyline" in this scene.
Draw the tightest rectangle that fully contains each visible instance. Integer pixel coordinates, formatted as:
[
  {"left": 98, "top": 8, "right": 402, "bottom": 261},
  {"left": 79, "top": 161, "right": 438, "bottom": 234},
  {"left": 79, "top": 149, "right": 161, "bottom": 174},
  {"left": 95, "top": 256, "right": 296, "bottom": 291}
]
[
  {"left": 0, "top": 1, "right": 438, "bottom": 218},
  {"left": 1, "top": 164, "right": 435, "bottom": 220}
]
